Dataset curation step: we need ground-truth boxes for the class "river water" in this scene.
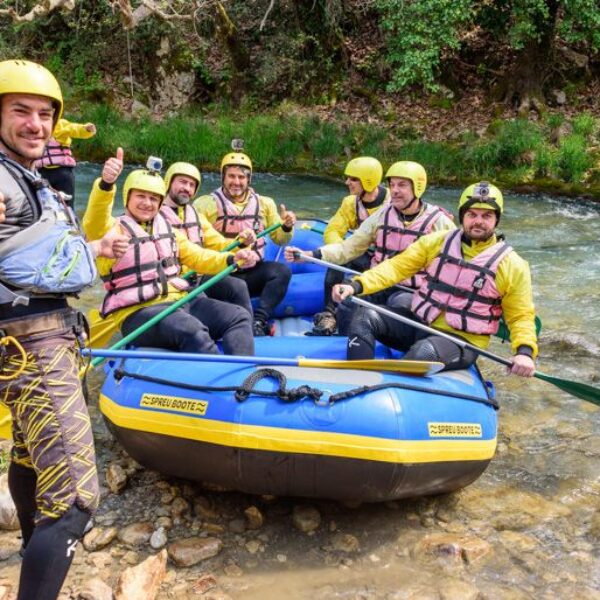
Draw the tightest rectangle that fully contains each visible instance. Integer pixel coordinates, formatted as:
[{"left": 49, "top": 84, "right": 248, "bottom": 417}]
[{"left": 70, "top": 164, "right": 600, "bottom": 598}]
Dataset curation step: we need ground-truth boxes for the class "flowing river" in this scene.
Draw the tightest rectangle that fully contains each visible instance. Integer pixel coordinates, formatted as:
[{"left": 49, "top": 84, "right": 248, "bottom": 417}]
[{"left": 10, "top": 164, "right": 600, "bottom": 598}]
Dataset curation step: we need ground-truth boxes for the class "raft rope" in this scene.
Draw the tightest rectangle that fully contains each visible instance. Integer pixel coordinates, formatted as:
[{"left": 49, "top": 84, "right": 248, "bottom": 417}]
[
  {"left": 112, "top": 363, "right": 498, "bottom": 408},
  {"left": 0, "top": 335, "right": 28, "bottom": 381}
]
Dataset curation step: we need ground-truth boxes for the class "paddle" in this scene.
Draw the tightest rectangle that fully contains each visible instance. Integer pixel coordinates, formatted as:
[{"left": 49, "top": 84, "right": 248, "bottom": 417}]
[
  {"left": 89, "top": 263, "right": 238, "bottom": 368},
  {"left": 82, "top": 348, "right": 444, "bottom": 376},
  {"left": 295, "top": 252, "right": 542, "bottom": 341},
  {"left": 350, "top": 296, "right": 600, "bottom": 406}
]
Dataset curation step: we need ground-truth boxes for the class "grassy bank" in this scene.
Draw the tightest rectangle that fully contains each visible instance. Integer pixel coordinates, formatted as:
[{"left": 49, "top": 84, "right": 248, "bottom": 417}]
[{"left": 74, "top": 105, "right": 600, "bottom": 199}]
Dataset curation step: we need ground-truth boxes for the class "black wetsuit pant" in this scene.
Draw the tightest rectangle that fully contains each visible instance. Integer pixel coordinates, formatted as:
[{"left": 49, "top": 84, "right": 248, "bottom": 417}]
[
  {"left": 121, "top": 294, "right": 254, "bottom": 355},
  {"left": 323, "top": 252, "right": 372, "bottom": 314},
  {"left": 39, "top": 166, "right": 75, "bottom": 207},
  {"left": 233, "top": 260, "right": 291, "bottom": 322},
  {"left": 345, "top": 299, "right": 478, "bottom": 371},
  {"left": 201, "top": 274, "right": 253, "bottom": 316}
]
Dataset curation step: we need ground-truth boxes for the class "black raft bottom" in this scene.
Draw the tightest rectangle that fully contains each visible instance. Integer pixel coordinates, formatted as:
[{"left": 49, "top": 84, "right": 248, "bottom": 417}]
[{"left": 107, "top": 422, "right": 492, "bottom": 503}]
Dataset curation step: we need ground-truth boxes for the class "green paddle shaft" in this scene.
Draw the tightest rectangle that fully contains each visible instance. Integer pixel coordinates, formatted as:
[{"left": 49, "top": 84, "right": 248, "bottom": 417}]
[
  {"left": 184, "top": 222, "right": 282, "bottom": 280},
  {"left": 350, "top": 296, "right": 600, "bottom": 406},
  {"left": 90, "top": 264, "right": 237, "bottom": 368}
]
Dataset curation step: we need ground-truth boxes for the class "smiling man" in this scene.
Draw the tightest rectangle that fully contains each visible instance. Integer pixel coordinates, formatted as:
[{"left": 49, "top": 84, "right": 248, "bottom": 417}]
[
  {"left": 0, "top": 59, "right": 126, "bottom": 600},
  {"left": 331, "top": 182, "right": 538, "bottom": 376},
  {"left": 195, "top": 148, "right": 296, "bottom": 335}
]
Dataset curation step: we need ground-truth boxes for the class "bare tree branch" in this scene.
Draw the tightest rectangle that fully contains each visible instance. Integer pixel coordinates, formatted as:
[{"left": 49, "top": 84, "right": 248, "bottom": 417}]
[
  {"left": 0, "top": 0, "right": 76, "bottom": 22},
  {"left": 259, "top": 0, "right": 275, "bottom": 31}
]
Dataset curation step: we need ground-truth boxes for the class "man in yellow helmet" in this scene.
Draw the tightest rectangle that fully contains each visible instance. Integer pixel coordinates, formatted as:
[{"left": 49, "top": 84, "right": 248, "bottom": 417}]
[
  {"left": 331, "top": 182, "right": 537, "bottom": 376},
  {"left": 160, "top": 161, "right": 255, "bottom": 316},
  {"left": 194, "top": 148, "right": 296, "bottom": 336},
  {"left": 286, "top": 160, "right": 455, "bottom": 333},
  {"left": 309, "top": 157, "right": 389, "bottom": 334},
  {"left": 0, "top": 60, "right": 127, "bottom": 600},
  {"left": 83, "top": 150, "right": 256, "bottom": 356}
]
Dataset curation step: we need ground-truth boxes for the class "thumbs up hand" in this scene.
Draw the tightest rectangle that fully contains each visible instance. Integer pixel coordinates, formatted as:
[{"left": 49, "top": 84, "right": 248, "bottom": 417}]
[
  {"left": 0, "top": 191, "right": 5, "bottom": 224},
  {"left": 101, "top": 147, "right": 124, "bottom": 185},
  {"left": 279, "top": 203, "right": 296, "bottom": 230}
]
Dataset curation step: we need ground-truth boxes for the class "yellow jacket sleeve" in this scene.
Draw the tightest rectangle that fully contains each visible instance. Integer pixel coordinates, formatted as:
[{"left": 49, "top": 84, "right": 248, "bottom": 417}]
[
  {"left": 320, "top": 208, "right": 382, "bottom": 265},
  {"left": 324, "top": 196, "right": 359, "bottom": 245},
  {"left": 52, "top": 118, "right": 95, "bottom": 146},
  {"left": 82, "top": 178, "right": 118, "bottom": 241},
  {"left": 194, "top": 194, "right": 218, "bottom": 223},
  {"left": 176, "top": 231, "right": 230, "bottom": 274},
  {"left": 494, "top": 253, "right": 538, "bottom": 357},
  {"left": 199, "top": 214, "right": 230, "bottom": 252},
  {"left": 356, "top": 230, "right": 443, "bottom": 294}
]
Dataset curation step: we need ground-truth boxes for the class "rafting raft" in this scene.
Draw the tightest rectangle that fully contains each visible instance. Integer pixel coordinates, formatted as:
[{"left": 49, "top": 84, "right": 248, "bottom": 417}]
[{"left": 99, "top": 220, "right": 498, "bottom": 501}]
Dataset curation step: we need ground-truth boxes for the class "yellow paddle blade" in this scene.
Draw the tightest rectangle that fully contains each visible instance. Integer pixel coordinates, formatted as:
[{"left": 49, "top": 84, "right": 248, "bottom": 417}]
[
  {"left": 0, "top": 404, "right": 11, "bottom": 440},
  {"left": 88, "top": 309, "right": 119, "bottom": 349},
  {"left": 298, "top": 358, "right": 444, "bottom": 376}
]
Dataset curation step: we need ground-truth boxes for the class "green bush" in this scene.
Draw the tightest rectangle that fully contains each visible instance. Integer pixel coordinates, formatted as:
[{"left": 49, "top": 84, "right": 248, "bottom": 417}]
[{"left": 556, "top": 134, "right": 593, "bottom": 183}]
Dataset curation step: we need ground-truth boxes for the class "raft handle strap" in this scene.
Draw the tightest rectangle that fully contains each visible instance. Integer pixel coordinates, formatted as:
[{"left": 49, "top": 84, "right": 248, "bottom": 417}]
[{"left": 113, "top": 366, "right": 324, "bottom": 404}]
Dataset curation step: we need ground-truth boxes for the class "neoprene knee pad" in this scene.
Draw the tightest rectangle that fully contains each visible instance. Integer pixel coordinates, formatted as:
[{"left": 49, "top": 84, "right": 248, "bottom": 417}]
[{"left": 405, "top": 339, "right": 442, "bottom": 363}]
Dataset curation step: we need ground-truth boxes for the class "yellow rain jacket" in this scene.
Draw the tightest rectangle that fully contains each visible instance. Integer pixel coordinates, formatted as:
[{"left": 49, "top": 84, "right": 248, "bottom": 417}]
[
  {"left": 52, "top": 118, "right": 95, "bottom": 148},
  {"left": 354, "top": 229, "right": 538, "bottom": 356}
]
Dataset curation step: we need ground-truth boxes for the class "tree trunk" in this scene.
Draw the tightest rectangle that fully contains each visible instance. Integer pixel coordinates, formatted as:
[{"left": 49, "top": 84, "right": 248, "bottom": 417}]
[
  {"left": 213, "top": 1, "right": 250, "bottom": 107},
  {"left": 492, "top": 0, "right": 559, "bottom": 116}
]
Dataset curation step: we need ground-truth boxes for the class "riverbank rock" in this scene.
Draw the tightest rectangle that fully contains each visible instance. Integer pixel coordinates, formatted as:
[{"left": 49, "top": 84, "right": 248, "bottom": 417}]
[
  {"left": 105, "top": 463, "right": 128, "bottom": 495},
  {"left": 77, "top": 577, "right": 113, "bottom": 600},
  {"left": 244, "top": 506, "right": 264, "bottom": 530},
  {"left": 167, "top": 537, "right": 223, "bottom": 567},
  {"left": 118, "top": 522, "right": 154, "bottom": 546},
  {"left": 0, "top": 475, "right": 18, "bottom": 531},
  {"left": 292, "top": 505, "right": 321, "bottom": 533},
  {"left": 83, "top": 526, "right": 118, "bottom": 552},
  {"left": 413, "top": 532, "right": 492, "bottom": 565},
  {"left": 114, "top": 549, "right": 167, "bottom": 600}
]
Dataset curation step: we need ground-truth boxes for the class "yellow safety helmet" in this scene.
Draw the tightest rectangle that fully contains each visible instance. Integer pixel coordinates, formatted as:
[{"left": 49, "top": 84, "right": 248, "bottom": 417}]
[
  {"left": 122, "top": 169, "right": 167, "bottom": 207},
  {"left": 164, "top": 162, "right": 201, "bottom": 195},
  {"left": 221, "top": 152, "right": 253, "bottom": 179},
  {"left": 458, "top": 181, "right": 504, "bottom": 222},
  {"left": 385, "top": 161, "right": 427, "bottom": 199},
  {"left": 344, "top": 157, "right": 383, "bottom": 193},
  {"left": 0, "top": 59, "right": 63, "bottom": 127}
]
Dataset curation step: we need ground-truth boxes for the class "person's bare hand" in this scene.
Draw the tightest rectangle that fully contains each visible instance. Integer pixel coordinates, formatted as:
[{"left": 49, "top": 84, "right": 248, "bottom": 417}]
[{"left": 101, "top": 147, "right": 123, "bottom": 185}]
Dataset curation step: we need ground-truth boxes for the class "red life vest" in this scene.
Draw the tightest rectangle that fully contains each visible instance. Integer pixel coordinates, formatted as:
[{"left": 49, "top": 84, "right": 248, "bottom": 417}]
[
  {"left": 355, "top": 195, "right": 370, "bottom": 227},
  {"left": 411, "top": 229, "right": 513, "bottom": 335},
  {"left": 160, "top": 204, "right": 203, "bottom": 246},
  {"left": 212, "top": 187, "right": 265, "bottom": 260},
  {"left": 371, "top": 203, "right": 449, "bottom": 288},
  {"left": 100, "top": 213, "right": 189, "bottom": 317},
  {"left": 35, "top": 138, "right": 76, "bottom": 168}
]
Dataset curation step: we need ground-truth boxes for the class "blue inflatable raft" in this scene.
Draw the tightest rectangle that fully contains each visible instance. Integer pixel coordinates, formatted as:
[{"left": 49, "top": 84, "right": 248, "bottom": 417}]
[{"left": 99, "top": 319, "right": 498, "bottom": 502}]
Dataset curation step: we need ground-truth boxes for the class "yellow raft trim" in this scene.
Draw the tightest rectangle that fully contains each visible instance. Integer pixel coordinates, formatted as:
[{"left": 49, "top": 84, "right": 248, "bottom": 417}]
[{"left": 100, "top": 394, "right": 497, "bottom": 464}]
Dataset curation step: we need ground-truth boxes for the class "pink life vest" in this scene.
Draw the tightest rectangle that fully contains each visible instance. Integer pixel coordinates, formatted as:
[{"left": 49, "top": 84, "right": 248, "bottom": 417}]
[
  {"left": 212, "top": 187, "right": 265, "bottom": 260},
  {"left": 371, "top": 203, "right": 449, "bottom": 288},
  {"left": 411, "top": 229, "right": 513, "bottom": 335},
  {"left": 160, "top": 204, "right": 204, "bottom": 246},
  {"left": 35, "top": 138, "right": 76, "bottom": 169},
  {"left": 101, "top": 213, "right": 189, "bottom": 317}
]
